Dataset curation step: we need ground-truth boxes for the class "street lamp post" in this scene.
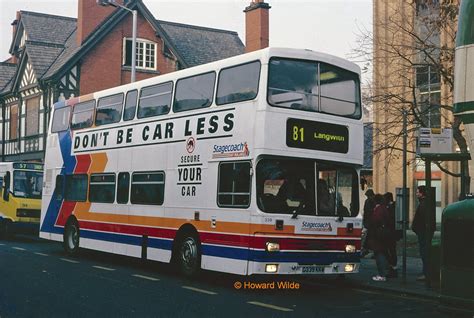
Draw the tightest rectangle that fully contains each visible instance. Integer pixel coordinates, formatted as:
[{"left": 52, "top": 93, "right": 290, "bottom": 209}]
[{"left": 97, "top": 0, "right": 137, "bottom": 83}]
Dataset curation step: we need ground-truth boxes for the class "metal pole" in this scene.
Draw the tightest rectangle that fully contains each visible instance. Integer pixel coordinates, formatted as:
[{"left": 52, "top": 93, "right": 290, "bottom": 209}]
[
  {"left": 425, "top": 159, "right": 432, "bottom": 286},
  {"left": 402, "top": 108, "right": 408, "bottom": 280},
  {"left": 131, "top": 9, "right": 137, "bottom": 83}
]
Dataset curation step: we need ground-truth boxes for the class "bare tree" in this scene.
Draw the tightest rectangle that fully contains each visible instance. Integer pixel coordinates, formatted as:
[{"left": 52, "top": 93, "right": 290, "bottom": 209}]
[{"left": 351, "top": 0, "right": 464, "bottom": 177}]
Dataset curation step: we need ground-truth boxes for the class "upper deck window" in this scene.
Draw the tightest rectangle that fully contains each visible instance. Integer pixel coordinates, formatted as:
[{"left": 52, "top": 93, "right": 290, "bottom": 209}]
[
  {"left": 137, "top": 82, "right": 172, "bottom": 119},
  {"left": 216, "top": 61, "right": 261, "bottom": 105},
  {"left": 173, "top": 72, "right": 215, "bottom": 112},
  {"left": 267, "top": 58, "right": 361, "bottom": 119},
  {"left": 95, "top": 93, "right": 124, "bottom": 126},
  {"left": 71, "top": 100, "right": 95, "bottom": 130},
  {"left": 51, "top": 107, "right": 71, "bottom": 133},
  {"left": 123, "top": 90, "right": 138, "bottom": 121}
]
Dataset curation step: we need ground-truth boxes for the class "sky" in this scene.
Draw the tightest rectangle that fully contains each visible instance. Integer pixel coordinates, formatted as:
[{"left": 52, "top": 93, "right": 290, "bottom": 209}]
[{"left": 0, "top": 0, "right": 372, "bottom": 72}]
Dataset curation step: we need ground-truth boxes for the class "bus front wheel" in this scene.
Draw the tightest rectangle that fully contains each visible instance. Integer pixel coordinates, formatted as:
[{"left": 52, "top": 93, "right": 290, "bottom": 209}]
[
  {"left": 63, "top": 219, "right": 80, "bottom": 255},
  {"left": 176, "top": 234, "right": 201, "bottom": 277}
]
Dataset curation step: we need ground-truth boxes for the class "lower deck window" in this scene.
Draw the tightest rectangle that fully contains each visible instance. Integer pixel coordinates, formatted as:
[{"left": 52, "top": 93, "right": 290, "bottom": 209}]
[
  {"left": 217, "top": 161, "right": 251, "bottom": 208},
  {"left": 89, "top": 174, "right": 116, "bottom": 203},
  {"left": 65, "top": 174, "right": 88, "bottom": 202},
  {"left": 130, "top": 172, "right": 164, "bottom": 205}
]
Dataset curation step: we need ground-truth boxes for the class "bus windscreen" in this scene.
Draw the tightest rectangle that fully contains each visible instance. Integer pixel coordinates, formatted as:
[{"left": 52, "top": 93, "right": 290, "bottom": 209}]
[{"left": 13, "top": 170, "right": 43, "bottom": 199}]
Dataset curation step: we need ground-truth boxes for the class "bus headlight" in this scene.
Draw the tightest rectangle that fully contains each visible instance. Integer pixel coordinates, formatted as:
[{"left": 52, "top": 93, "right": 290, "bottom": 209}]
[
  {"left": 266, "top": 242, "right": 280, "bottom": 252},
  {"left": 265, "top": 264, "right": 278, "bottom": 273},
  {"left": 345, "top": 244, "right": 356, "bottom": 253},
  {"left": 344, "top": 264, "right": 355, "bottom": 272}
]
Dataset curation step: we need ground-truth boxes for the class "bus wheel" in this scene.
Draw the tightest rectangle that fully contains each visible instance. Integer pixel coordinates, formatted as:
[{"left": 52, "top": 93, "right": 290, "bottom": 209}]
[
  {"left": 177, "top": 234, "right": 201, "bottom": 277},
  {"left": 63, "top": 219, "right": 80, "bottom": 255}
]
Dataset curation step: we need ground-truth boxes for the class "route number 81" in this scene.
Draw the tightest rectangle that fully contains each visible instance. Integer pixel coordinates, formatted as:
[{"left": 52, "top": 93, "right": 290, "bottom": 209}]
[{"left": 292, "top": 126, "right": 304, "bottom": 142}]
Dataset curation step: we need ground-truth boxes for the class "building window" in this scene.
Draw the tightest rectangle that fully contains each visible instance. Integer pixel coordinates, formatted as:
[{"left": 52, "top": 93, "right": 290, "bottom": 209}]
[
  {"left": 26, "top": 96, "right": 40, "bottom": 136},
  {"left": 10, "top": 104, "right": 18, "bottom": 140},
  {"left": 123, "top": 38, "right": 156, "bottom": 70}
]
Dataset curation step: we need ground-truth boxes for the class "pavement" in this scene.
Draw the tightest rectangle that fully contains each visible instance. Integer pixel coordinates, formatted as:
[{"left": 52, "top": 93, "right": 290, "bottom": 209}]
[
  {"left": 349, "top": 255, "right": 439, "bottom": 299},
  {"left": 337, "top": 231, "right": 474, "bottom": 316},
  {"left": 345, "top": 230, "right": 440, "bottom": 300}
]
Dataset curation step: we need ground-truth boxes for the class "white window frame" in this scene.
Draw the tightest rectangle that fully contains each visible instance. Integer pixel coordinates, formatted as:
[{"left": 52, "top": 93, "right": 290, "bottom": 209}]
[{"left": 122, "top": 37, "right": 157, "bottom": 71}]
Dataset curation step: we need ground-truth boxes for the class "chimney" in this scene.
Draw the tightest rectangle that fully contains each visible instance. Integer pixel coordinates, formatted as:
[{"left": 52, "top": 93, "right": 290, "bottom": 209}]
[
  {"left": 10, "top": 11, "right": 21, "bottom": 64},
  {"left": 244, "top": 0, "right": 271, "bottom": 53},
  {"left": 77, "top": 0, "right": 122, "bottom": 45}
]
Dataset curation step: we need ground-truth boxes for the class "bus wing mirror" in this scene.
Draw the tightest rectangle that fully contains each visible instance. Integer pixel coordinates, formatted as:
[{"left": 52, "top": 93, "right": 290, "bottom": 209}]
[{"left": 3, "top": 172, "right": 10, "bottom": 201}]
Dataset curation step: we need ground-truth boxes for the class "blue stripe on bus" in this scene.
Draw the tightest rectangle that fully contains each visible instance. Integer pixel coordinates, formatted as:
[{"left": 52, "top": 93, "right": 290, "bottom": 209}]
[
  {"left": 80, "top": 229, "right": 173, "bottom": 250},
  {"left": 40, "top": 130, "right": 76, "bottom": 233}
]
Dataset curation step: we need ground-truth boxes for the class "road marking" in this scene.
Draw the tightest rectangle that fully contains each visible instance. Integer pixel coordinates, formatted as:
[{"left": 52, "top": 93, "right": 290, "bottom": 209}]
[
  {"left": 182, "top": 286, "right": 217, "bottom": 295},
  {"left": 0, "top": 243, "right": 5, "bottom": 246},
  {"left": 93, "top": 265, "right": 115, "bottom": 271},
  {"left": 60, "top": 258, "right": 79, "bottom": 264},
  {"left": 34, "top": 252, "right": 49, "bottom": 257},
  {"left": 12, "top": 247, "right": 26, "bottom": 251},
  {"left": 247, "top": 301, "right": 294, "bottom": 312},
  {"left": 133, "top": 274, "right": 160, "bottom": 281}
]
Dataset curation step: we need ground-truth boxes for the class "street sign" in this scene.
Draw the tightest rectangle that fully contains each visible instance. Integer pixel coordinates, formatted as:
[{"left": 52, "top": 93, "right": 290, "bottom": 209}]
[{"left": 417, "top": 128, "right": 453, "bottom": 154}]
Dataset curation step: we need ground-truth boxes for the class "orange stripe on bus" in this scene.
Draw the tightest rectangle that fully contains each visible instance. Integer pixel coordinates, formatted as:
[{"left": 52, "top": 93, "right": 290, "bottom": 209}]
[{"left": 89, "top": 153, "right": 108, "bottom": 173}]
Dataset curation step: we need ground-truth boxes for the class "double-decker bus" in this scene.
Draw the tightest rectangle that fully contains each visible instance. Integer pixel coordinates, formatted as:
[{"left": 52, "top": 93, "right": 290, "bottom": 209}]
[
  {"left": 40, "top": 47, "right": 363, "bottom": 276},
  {"left": 0, "top": 162, "right": 43, "bottom": 238}
]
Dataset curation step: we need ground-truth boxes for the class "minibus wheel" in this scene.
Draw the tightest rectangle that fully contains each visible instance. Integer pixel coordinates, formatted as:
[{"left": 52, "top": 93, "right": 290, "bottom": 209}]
[
  {"left": 63, "top": 218, "right": 80, "bottom": 255},
  {"left": 177, "top": 233, "right": 201, "bottom": 276}
]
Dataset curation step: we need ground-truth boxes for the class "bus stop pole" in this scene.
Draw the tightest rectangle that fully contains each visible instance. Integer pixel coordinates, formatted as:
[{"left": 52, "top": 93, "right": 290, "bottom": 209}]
[
  {"left": 402, "top": 109, "right": 408, "bottom": 279},
  {"left": 425, "top": 159, "right": 432, "bottom": 286}
]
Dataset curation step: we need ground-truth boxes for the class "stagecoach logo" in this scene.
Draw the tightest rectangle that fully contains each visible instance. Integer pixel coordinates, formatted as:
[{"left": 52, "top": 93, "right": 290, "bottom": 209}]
[
  {"left": 301, "top": 221, "right": 332, "bottom": 232},
  {"left": 186, "top": 137, "right": 196, "bottom": 153},
  {"left": 212, "top": 142, "right": 249, "bottom": 159}
]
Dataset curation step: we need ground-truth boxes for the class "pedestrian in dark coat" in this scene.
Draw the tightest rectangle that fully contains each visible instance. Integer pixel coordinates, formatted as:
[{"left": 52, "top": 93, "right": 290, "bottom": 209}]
[
  {"left": 369, "top": 194, "right": 390, "bottom": 281},
  {"left": 361, "top": 189, "right": 375, "bottom": 256},
  {"left": 384, "top": 192, "right": 398, "bottom": 278},
  {"left": 412, "top": 185, "right": 435, "bottom": 281}
]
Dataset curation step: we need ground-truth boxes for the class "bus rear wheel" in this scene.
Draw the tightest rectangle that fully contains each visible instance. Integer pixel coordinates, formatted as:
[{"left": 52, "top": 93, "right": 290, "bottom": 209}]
[
  {"left": 63, "top": 219, "right": 80, "bottom": 255},
  {"left": 176, "top": 234, "right": 201, "bottom": 277}
]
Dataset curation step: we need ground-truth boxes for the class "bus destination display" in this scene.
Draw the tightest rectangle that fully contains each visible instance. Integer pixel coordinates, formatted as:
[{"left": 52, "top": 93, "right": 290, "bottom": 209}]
[
  {"left": 286, "top": 118, "right": 349, "bottom": 153},
  {"left": 13, "top": 163, "right": 43, "bottom": 171}
]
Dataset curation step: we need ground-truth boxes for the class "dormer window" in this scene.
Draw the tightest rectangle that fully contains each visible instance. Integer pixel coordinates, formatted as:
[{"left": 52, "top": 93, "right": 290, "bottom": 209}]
[{"left": 123, "top": 38, "right": 157, "bottom": 70}]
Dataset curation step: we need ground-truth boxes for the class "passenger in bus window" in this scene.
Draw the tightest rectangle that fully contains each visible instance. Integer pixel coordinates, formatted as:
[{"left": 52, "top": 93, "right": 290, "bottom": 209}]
[
  {"left": 317, "top": 179, "right": 335, "bottom": 215},
  {"left": 276, "top": 175, "right": 307, "bottom": 212},
  {"left": 336, "top": 194, "right": 350, "bottom": 217}
]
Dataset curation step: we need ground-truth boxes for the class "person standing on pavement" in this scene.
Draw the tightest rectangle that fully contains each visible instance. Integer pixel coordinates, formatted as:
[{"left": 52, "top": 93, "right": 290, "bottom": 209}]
[
  {"left": 411, "top": 185, "right": 435, "bottom": 281},
  {"left": 361, "top": 189, "right": 375, "bottom": 257},
  {"left": 368, "top": 194, "right": 390, "bottom": 282},
  {"left": 384, "top": 192, "right": 398, "bottom": 278}
]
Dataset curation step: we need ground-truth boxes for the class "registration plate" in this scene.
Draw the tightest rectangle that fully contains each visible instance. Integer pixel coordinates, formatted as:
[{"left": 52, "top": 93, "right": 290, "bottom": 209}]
[{"left": 292, "top": 265, "right": 326, "bottom": 273}]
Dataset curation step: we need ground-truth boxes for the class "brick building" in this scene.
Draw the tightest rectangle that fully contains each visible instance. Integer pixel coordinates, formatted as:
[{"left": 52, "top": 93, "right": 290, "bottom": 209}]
[{"left": 0, "top": 0, "right": 271, "bottom": 162}]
